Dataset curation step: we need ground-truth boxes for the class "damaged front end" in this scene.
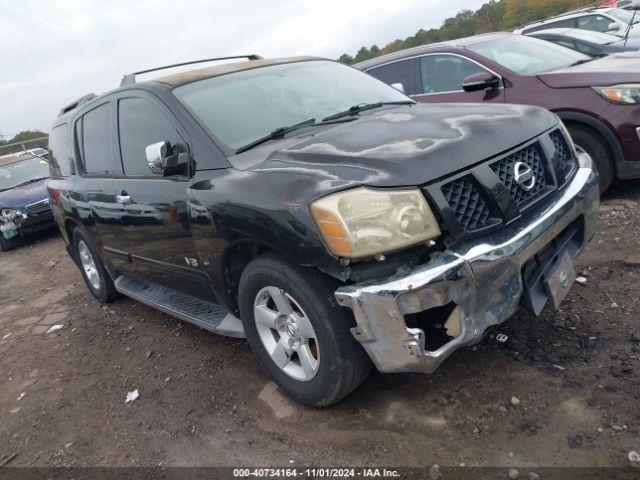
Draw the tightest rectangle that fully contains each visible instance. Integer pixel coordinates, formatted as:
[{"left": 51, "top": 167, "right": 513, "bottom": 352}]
[
  {"left": 335, "top": 154, "right": 599, "bottom": 374},
  {"left": 0, "top": 208, "right": 27, "bottom": 240}
]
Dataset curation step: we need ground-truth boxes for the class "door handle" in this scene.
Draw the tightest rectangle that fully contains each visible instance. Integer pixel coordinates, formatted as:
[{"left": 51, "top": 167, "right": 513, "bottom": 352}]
[{"left": 116, "top": 194, "right": 132, "bottom": 205}]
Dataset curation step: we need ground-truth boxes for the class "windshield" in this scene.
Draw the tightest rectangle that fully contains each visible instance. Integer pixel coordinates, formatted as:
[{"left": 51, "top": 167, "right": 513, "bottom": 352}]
[
  {"left": 564, "top": 29, "right": 621, "bottom": 44},
  {"left": 468, "top": 35, "right": 590, "bottom": 74},
  {"left": 606, "top": 8, "right": 639, "bottom": 24},
  {"left": 173, "top": 60, "right": 409, "bottom": 151},
  {"left": 0, "top": 156, "right": 50, "bottom": 191}
]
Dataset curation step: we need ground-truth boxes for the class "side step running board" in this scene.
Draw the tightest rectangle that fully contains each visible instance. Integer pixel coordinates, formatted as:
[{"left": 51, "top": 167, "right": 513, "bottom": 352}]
[{"left": 114, "top": 275, "right": 245, "bottom": 338}]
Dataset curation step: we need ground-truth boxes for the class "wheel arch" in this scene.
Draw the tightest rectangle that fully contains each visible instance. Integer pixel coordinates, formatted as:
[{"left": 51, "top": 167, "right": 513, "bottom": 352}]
[
  {"left": 220, "top": 239, "right": 275, "bottom": 314},
  {"left": 555, "top": 110, "right": 623, "bottom": 167}
]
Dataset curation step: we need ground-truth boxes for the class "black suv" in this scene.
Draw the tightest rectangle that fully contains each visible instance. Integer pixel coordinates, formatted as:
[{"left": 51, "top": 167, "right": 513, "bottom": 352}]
[{"left": 48, "top": 56, "right": 599, "bottom": 406}]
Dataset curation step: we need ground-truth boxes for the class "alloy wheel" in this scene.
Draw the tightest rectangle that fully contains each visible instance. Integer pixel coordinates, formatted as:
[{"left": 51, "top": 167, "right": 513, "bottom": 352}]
[{"left": 253, "top": 286, "right": 320, "bottom": 381}]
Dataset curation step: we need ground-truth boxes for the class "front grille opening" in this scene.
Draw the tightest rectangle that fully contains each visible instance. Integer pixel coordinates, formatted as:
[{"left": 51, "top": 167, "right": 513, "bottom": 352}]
[
  {"left": 405, "top": 301, "right": 458, "bottom": 352},
  {"left": 441, "top": 176, "right": 495, "bottom": 232}
]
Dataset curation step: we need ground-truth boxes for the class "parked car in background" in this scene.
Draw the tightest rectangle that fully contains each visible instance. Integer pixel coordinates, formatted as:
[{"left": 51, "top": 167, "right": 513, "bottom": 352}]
[
  {"left": 0, "top": 154, "right": 56, "bottom": 251},
  {"left": 48, "top": 55, "right": 598, "bottom": 406},
  {"left": 19, "top": 147, "right": 49, "bottom": 160},
  {"left": 355, "top": 32, "right": 640, "bottom": 191},
  {"left": 528, "top": 28, "right": 640, "bottom": 56},
  {"left": 514, "top": 8, "right": 640, "bottom": 38},
  {"left": 602, "top": 0, "right": 640, "bottom": 11}
]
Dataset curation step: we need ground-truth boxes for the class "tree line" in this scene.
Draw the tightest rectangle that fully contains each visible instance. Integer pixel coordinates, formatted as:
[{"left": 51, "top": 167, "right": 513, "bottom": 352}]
[
  {"left": 338, "top": 0, "right": 597, "bottom": 65},
  {"left": 0, "top": 130, "right": 48, "bottom": 155}
]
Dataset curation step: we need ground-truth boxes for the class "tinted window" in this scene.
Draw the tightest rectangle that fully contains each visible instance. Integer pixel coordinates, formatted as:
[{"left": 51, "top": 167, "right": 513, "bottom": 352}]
[
  {"left": 81, "top": 103, "right": 114, "bottom": 175},
  {"left": 367, "top": 59, "right": 419, "bottom": 95},
  {"left": 523, "top": 18, "right": 576, "bottom": 33},
  {"left": 118, "top": 97, "right": 184, "bottom": 176},
  {"left": 48, "top": 124, "right": 70, "bottom": 176},
  {"left": 419, "top": 55, "right": 487, "bottom": 94},
  {"left": 577, "top": 15, "right": 617, "bottom": 33}
]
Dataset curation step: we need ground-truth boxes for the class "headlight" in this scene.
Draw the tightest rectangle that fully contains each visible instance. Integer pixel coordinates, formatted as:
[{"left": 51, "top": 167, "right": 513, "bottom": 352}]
[
  {"left": 310, "top": 187, "right": 440, "bottom": 259},
  {"left": 0, "top": 208, "right": 20, "bottom": 221},
  {"left": 593, "top": 84, "right": 640, "bottom": 104}
]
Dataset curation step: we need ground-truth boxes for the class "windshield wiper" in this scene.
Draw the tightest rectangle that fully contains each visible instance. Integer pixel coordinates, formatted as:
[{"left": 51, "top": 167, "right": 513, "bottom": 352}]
[
  {"left": 236, "top": 118, "right": 318, "bottom": 154},
  {"left": 569, "top": 58, "right": 595, "bottom": 67},
  {"left": 235, "top": 116, "right": 359, "bottom": 154},
  {"left": 322, "top": 101, "right": 414, "bottom": 122}
]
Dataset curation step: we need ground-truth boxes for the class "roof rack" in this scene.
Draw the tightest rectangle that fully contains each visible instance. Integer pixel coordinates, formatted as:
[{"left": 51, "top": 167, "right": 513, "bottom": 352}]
[
  {"left": 120, "top": 54, "right": 263, "bottom": 86},
  {"left": 57, "top": 93, "right": 97, "bottom": 117}
]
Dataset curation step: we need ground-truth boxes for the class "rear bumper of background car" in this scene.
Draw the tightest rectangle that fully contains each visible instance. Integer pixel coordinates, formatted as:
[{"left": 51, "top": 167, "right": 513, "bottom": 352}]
[{"left": 335, "top": 153, "right": 599, "bottom": 374}]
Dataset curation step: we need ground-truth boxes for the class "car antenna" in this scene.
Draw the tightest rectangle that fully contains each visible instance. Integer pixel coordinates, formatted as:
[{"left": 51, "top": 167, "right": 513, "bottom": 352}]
[{"left": 623, "top": 8, "right": 638, "bottom": 46}]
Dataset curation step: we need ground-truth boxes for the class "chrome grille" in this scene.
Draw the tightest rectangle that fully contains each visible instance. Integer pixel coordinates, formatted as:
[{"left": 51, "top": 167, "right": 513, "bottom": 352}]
[
  {"left": 441, "top": 176, "right": 491, "bottom": 231},
  {"left": 490, "top": 143, "right": 548, "bottom": 207},
  {"left": 25, "top": 198, "right": 51, "bottom": 215}
]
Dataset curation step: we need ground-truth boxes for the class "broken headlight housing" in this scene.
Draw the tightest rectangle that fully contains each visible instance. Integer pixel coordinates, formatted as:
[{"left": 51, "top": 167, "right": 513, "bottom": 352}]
[
  {"left": 0, "top": 208, "right": 21, "bottom": 222},
  {"left": 593, "top": 84, "right": 640, "bottom": 104},
  {"left": 310, "top": 187, "right": 440, "bottom": 259}
]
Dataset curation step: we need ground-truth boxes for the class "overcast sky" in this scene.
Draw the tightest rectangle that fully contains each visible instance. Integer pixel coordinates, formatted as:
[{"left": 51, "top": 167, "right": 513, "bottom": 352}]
[{"left": 0, "top": 0, "right": 487, "bottom": 138}]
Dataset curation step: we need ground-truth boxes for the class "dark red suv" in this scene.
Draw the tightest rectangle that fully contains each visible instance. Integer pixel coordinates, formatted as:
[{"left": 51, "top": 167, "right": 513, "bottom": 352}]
[{"left": 355, "top": 32, "right": 640, "bottom": 191}]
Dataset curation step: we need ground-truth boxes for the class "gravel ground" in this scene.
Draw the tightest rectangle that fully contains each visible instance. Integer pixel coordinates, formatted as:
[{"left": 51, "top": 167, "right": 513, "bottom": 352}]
[{"left": 0, "top": 181, "right": 638, "bottom": 473}]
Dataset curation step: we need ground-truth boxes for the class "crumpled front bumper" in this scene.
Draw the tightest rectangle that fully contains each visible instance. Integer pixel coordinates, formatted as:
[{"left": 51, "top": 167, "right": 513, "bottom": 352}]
[{"left": 335, "top": 154, "right": 599, "bottom": 374}]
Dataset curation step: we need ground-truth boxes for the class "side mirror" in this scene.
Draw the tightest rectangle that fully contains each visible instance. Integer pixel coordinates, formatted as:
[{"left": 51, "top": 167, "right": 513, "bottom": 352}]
[
  {"left": 462, "top": 72, "right": 501, "bottom": 92},
  {"left": 608, "top": 22, "right": 621, "bottom": 32},
  {"left": 146, "top": 141, "right": 169, "bottom": 175},
  {"left": 145, "top": 141, "right": 189, "bottom": 177},
  {"left": 390, "top": 82, "right": 405, "bottom": 93}
]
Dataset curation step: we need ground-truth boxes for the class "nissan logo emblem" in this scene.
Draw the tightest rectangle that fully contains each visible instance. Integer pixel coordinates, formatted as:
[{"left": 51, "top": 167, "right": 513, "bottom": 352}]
[{"left": 513, "top": 162, "right": 536, "bottom": 191}]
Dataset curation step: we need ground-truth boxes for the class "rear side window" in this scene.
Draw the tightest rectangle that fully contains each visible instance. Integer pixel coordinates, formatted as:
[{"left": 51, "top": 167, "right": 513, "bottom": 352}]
[
  {"left": 367, "top": 59, "right": 419, "bottom": 95},
  {"left": 118, "top": 97, "right": 184, "bottom": 176},
  {"left": 48, "top": 124, "right": 70, "bottom": 177},
  {"left": 79, "top": 103, "right": 114, "bottom": 175}
]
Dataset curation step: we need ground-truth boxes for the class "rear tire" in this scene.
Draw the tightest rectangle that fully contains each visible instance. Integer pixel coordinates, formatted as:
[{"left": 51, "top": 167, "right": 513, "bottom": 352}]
[
  {"left": 567, "top": 124, "right": 614, "bottom": 193},
  {"left": 72, "top": 229, "right": 118, "bottom": 303},
  {"left": 238, "top": 253, "right": 372, "bottom": 407}
]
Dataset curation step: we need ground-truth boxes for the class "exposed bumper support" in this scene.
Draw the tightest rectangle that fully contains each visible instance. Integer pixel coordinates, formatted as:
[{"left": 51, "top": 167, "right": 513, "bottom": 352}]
[{"left": 335, "top": 154, "right": 600, "bottom": 374}]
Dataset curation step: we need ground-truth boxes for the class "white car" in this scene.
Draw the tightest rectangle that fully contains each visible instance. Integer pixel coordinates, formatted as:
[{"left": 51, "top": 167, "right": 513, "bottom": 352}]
[{"left": 514, "top": 8, "right": 640, "bottom": 38}]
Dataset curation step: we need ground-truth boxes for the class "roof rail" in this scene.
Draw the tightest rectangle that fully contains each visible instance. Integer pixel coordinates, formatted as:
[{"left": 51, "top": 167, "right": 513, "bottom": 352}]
[
  {"left": 120, "top": 54, "right": 263, "bottom": 86},
  {"left": 57, "top": 93, "right": 97, "bottom": 117}
]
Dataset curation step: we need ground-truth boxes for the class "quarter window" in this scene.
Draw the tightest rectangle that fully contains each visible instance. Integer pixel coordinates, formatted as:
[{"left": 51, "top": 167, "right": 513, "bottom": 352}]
[
  {"left": 367, "top": 59, "right": 420, "bottom": 95},
  {"left": 48, "top": 124, "right": 70, "bottom": 176},
  {"left": 80, "top": 103, "right": 114, "bottom": 175},
  {"left": 118, "top": 97, "right": 184, "bottom": 176},
  {"left": 419, "top": 55, "right": 488, "bottom": 94}
]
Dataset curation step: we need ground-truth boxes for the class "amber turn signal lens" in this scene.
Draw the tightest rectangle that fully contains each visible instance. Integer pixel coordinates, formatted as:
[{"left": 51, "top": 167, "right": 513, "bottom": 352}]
[{"left": 310, "top": 206, "right": 353, "bottom": 256}]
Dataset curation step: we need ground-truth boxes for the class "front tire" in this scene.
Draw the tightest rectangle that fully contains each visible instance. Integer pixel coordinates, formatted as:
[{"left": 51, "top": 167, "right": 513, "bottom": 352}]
[
  {"left": 0, "top": 234, "right": 17, "bottom": 252},
  {"left": 567, "top": 124, "right": 614, "bottom": 193},
  {"left": 238, "top": 253, "right": 371, "bottom": 407},
  {"left": 72, "top": 229, "right": 118, "bottom": 303}
]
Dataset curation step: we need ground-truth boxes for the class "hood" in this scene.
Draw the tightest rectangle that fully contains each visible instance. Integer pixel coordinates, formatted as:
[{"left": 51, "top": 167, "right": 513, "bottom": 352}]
[
  {"left": 0, "top": 178, "right": 48, "bottom": 209},
  {"left": 538, "top": 52, "right": 640, "bottom": 88},
  {"left": 240, "top": 103, "right": 558, "bottom": 188}
]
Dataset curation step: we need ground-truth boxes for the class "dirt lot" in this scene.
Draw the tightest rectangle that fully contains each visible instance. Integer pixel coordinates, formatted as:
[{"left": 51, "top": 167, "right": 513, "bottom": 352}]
[{"left": 0, "top": 182, "right": 639, "bottom": 474}]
